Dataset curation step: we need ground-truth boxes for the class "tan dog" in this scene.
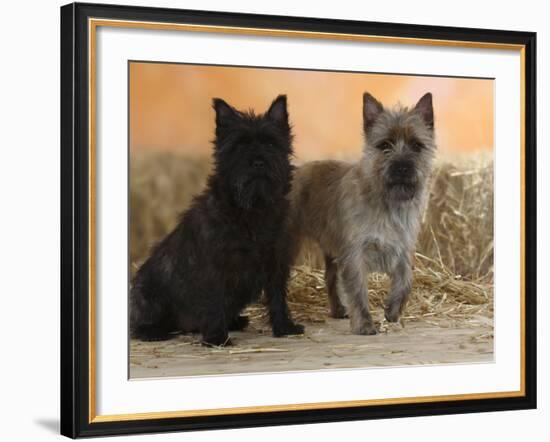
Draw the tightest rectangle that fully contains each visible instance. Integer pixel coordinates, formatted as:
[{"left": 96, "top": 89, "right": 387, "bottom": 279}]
[{"left": 288, "top": 92, "right": 436, "bottom": 335}]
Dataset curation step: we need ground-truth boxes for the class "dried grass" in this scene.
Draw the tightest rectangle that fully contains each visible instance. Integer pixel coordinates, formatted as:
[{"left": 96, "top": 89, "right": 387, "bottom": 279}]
[
  {"left": 245, "top": 256, "right": 492, "bottom": 327},
  {"left": 418, "top": 157, "right": 494, "bottom": 281}
]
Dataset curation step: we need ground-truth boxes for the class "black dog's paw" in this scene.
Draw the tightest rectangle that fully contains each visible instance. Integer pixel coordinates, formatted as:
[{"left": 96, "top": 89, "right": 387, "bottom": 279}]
[
  {"left": 131, "top": 325, "right": 173, "bottom": 342},
  {"left": 142, "top": 334, "right": 173, "bottom": 342},
  {"left": 228, "top": 315, "right": 250, "bottom": 331},
  {"left": 272, "top": 321, "right": 305, "bottom": 337}
]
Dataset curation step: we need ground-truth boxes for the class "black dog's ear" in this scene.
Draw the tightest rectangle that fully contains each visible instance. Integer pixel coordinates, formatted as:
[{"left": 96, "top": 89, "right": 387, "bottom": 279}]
[
  {"left": 266, "top": 95, "right": 289, "bottom": 127},
  {"left": 363, "top": 92, "right": 384, "bottom": 132},
  {"left": 213, "top": 98, "right": 240, "bottom": 127},
  {"left": 414, "top": 93, "right": 434, "bottom": 130}
]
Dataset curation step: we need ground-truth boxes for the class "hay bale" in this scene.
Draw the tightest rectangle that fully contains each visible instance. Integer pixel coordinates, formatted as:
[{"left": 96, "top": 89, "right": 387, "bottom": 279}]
[
  {"left": 418, "top": 158, "right": 493, "bottom": 282},
  {"left": 130, "top": 151, "right": 494, "bottom": 327},
  {"left": 130, "top": 151, "right": 212, "bottom": 268}
]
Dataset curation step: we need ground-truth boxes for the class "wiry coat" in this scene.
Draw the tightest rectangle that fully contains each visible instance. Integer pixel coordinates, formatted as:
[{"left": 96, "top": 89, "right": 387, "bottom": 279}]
[
  {"left": 130, "top": 95, "right": 304, "bottom": 346},
  {"left": 288, "top": 93, "right": 436, "bottom": 334}
]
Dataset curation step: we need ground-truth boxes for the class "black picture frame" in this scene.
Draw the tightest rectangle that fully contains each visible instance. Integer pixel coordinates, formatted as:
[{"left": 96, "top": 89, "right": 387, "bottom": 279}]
[{"left": 60, "top": 2, "right": 537, "bottom": 438}]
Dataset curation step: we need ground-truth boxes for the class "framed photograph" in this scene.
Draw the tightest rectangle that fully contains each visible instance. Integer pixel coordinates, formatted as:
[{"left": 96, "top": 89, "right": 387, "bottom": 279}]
[{"left": 60, "top": 2, "right": 537, "bottom": 438}]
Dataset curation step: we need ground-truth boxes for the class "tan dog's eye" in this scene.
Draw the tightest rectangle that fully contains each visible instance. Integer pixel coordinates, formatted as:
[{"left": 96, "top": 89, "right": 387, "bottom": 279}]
[
  {"left": 376, "top": 141, "right": 392, "bottom": 152},
  {"left": 411, "top": 140, "right": 425, "bottom": 152}
]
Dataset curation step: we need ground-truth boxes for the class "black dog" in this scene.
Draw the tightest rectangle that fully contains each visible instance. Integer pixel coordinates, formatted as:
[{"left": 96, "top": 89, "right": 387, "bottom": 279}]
[{"left": 130, "top": 95, "right": 304, "bottom": 346}]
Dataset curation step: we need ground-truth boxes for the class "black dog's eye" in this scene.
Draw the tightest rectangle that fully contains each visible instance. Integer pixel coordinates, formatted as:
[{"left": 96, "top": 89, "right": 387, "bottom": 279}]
[
  {"left": 410, "top": 140, "right": 425, "bottom": 152},
  {"left": 376, "top": 141, "right": 392, "bottom": 152}
]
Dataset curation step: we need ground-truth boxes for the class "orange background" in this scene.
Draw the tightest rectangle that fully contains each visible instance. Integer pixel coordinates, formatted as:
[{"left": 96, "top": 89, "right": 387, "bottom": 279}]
[{"left": 130, "top": 62, "right": 493, "bottom": 161}]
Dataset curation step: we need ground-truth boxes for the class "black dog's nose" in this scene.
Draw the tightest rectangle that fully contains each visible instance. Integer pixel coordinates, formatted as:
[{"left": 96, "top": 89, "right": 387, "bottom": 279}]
[{"left": 252, "top": 159, "right": 265, "bottom": 169}]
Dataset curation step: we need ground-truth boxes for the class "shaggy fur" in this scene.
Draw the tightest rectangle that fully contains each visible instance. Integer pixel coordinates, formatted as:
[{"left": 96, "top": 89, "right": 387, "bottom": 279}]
[
  {"left": 288, "top": 92, "right": 436, "bottom": 335},
  {"left": 130, "top": 95, "right": 304, "bottom": 346}
]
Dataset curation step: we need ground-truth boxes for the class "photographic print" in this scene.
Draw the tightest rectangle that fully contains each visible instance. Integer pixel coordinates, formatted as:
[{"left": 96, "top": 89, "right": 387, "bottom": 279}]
[
  {"left": 128, "top": 62, "right": 495, "bottom": 378},
  {"left": 60, "top": 3, "right": 535, "bottom": 437}
]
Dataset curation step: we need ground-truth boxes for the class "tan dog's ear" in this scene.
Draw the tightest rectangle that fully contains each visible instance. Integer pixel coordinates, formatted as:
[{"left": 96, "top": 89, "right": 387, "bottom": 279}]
[
  {"left": 363, "top": 92, "right": 384, "bottom": 132},
  {"left": 414, "top": 93, "right": 434, "bottom": 130}
]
